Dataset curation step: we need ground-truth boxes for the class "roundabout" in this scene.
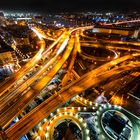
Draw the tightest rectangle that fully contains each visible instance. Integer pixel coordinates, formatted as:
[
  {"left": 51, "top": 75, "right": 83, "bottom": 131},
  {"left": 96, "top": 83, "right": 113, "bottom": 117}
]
[
  {"left": 94, "top": 104, "right": 140, "bottom": 140},
  {"left": 79, "top": 45, "right": 118, "bottom": 62},
  {"left": 38, "top": 110, "right": 90, "bottom": 140}
]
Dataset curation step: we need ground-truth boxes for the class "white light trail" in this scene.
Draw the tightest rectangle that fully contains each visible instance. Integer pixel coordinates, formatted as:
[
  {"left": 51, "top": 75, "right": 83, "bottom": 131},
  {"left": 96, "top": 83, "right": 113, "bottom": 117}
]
[
  {"left": 56, "top": 38, "right": 69, "bottom": 55},
  {"left": 31, "top": 27, "right": 46, "bottom": 39}
]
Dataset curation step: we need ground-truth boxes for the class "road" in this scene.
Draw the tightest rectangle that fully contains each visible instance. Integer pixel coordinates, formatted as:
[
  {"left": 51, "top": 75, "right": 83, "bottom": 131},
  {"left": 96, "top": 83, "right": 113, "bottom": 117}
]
[
  {"left": 1, "top": 24, "right": 140, "bottom": 140},
  {"left": 0, "top": 26, "right": 93, "bottom": 129},
  {"left": 0, "top": 27, "right": 68, "bottom": 100},
  {"left": 0, "top": 27, "right": 48, "bottom": 95},
  {"left": 5, "top": 53, "right": 140, "bottom": 139},
  {"left": 0, "top": 32, "right": 73, "bottom": 128},
  {"left": 39, "top": 107, "right": 90, "bottom": 140},
  {"left": 0, "top": 31, "right": 69, "bottom": 111},
  {"left": 62, "top": 32, "right": 80, "bottom": 86}
]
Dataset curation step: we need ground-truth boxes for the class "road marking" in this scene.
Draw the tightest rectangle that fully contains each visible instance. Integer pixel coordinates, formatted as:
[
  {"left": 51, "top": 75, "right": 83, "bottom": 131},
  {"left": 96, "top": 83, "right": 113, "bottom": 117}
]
[{"left": 127, "top": 93, "right": 140, "bottom": 101}]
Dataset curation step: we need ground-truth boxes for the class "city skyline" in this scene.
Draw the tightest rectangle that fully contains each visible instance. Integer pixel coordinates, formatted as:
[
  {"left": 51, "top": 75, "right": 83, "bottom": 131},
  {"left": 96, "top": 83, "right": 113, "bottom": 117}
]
[{"left": 0, "top": 3, "right": 140, "bottom": 140}]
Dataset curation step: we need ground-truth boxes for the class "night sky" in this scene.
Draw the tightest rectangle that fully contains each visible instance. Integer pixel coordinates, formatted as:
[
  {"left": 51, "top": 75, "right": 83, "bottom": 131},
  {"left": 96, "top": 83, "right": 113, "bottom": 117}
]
[{"left": 0, "top": 0, "right": 139, "bottom": 12}]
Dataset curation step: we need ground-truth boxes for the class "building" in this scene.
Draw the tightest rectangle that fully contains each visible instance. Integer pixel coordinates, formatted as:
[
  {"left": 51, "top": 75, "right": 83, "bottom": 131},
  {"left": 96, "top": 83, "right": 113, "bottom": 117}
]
[{"left": 0, "top": 51, "right": 19, "bottom": 77}]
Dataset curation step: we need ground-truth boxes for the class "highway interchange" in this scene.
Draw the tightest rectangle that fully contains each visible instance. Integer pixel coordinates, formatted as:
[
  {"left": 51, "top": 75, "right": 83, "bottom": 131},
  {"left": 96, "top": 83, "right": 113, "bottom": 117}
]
[{"left": 0, "top": 21, "right": 140, "bottom": 140}]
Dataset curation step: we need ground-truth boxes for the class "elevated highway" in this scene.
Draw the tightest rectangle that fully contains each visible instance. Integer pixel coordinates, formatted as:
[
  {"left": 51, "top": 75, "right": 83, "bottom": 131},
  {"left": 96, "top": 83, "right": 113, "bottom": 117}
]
[
  {"left": 0, "top": 26, "right": 93, "bottom": 129},
  {"left": 0, "top": 32, "right": 73, "bottom": 128},
  {"left": 5, "top": 53, "right": 140, "bottom": 139},
  {"left": 1, "top": 25, "right": 140, "bottom": 140}
]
